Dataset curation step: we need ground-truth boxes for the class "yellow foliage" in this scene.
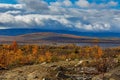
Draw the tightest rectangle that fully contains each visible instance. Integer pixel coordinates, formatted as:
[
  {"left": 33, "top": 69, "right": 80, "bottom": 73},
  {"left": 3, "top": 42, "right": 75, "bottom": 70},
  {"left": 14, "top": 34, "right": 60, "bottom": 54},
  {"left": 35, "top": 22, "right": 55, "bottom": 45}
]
[
  {"left": 45, "top": 51, "right": 52, "bottom": 62},
  {"left": 39, "top": 55, "right": 46, "bottom": 62},
  {"left": 68, "top": 53, "right": 77, "bottom": 59},
  {"left": 32, "top": 45, "right": 39, "bottom": 55},
  {"left": 59, "top": 55, "right": 67, "bottom": 60},
  {"left": 0, "top": 42, "right": 119, "bottom": 69},
  {"left": 97, "top": 47, "right": 103, "bottom": 58}
]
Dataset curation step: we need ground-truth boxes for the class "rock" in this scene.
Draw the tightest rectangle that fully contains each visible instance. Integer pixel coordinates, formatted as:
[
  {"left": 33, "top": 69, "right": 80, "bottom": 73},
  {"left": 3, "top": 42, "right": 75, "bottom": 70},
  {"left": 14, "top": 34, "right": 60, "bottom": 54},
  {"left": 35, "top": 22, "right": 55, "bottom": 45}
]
[
  {"left": 2, "top": 71, "right": 27, "bottom": 80},
  {"left": 110, "top": 73, "right": 120, "bottom": 80},
  {"left": 15, "top": 75, "right": 27, "bottom": 80},
  {"left": 41, "top": 62, "right": 47, "bottom": 65},
  {"left": 42, "top": 77, "right": 51, "bottom": 80},
  {"left": 18, "top": 70, "right": 23, "bottom": 73},
  {"left": 56, "top": 71, "right": 69, "bottom": 79},
  {"left": 92, "top": 77, "right": 103, "bottom": 80},
  {"left": 108, "top": 70, "right": 120, "bottom": 80},
  {"left": 66, "top": 58, "right": 71, "bottom": 62},
  {"left": 75, "top": 60, "right": 90, "bottom": 67},
  {"left": 50, "top": 65, "right": 57, "bottom": 67},
  {"left": 74, "top": 59, "right": 79, "bottom": 61},
  {"left": 27, "top": 72, "right": 39, "bottom": 80},
  {"left": 54, "top": 66, "right": 66, "bottom": 71},
  {"left": 102, "top": 77, "right": 110, "bottom": 80},
  {"left": 114, "top": 70, "right": 120, "bottom": 76},
  {"left": 74, "top": 60, "right": 83, "bottom": 67},
  {"left": 0, "top": 67, "right": 7, "bottom": 70},
  {"left": 110, "top": 78, "right": 116, "bottom": 80},
  {"left": 0, "top": 65, "right": 8, "bottom": 70}
]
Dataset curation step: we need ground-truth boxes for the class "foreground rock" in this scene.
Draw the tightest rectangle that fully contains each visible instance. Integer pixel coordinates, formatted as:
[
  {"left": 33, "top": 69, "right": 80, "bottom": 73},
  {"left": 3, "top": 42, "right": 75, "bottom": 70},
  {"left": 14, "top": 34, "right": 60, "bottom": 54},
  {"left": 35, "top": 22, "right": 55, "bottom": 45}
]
[
  {"left": 0, "top": 61, "right": 77, "bottom": 80},
  {"left": 0, "top": 61, "right": 119, "bottom": 80},
  {"left": 0, "top": 64, "right": 50, "bottom": 80},
  {"left": 92, "top": 66, "right": 120, "bottom": 80}
]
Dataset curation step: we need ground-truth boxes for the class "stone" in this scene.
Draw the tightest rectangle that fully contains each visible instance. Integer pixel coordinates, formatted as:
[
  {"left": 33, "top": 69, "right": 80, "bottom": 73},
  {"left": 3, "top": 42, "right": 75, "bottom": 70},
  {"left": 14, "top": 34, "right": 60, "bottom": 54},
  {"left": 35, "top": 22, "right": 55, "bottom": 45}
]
[
  {"left": 42, "top": 77, "right": 51, "bottom": 80},
  {"left": 54, "top": 66, "right": 66, "bottom": 71},
  {"left": 66, "top": 58, "right": 71, "bottom": 62},
  {"left": 41, "top": 62, "right": 47, "bottom": 65},
  {"left": 110, "top": 78, "right": 115, "bottom": 80},
  {"left": 27, "top": 72, "right": 39, "bottom": 80},
  {"left": 50, "top": 65, "right": 57, "bottom": 67},
  {"left": 56, "top": 71, "right": 69, "bottom": 79}
]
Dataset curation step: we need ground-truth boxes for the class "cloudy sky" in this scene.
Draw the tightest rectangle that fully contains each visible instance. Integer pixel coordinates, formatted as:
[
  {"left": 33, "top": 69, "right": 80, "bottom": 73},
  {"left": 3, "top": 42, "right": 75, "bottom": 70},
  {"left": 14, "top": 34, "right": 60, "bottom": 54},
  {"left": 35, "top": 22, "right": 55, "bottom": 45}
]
[{"left": 0, "top": 0, "right": 120, "bottom": 32}]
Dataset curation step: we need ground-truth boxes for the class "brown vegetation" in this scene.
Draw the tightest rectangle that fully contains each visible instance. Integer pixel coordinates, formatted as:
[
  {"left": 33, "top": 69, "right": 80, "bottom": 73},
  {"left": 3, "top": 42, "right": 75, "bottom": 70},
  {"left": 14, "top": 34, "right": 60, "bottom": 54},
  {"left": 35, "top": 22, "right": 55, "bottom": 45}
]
[{"left": 0, "top": 41, "right": 120, "bottom": 73}]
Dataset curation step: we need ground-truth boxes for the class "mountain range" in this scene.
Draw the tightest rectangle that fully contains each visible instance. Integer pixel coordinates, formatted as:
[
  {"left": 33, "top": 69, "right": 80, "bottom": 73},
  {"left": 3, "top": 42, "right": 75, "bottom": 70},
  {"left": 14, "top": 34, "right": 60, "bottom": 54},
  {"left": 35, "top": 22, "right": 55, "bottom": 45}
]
[
  {"left": 0, "top": 28, "right": 120, "bottom": 38},
  {"left": 0, "top": 29, "right": 120, "bottom": 44}
]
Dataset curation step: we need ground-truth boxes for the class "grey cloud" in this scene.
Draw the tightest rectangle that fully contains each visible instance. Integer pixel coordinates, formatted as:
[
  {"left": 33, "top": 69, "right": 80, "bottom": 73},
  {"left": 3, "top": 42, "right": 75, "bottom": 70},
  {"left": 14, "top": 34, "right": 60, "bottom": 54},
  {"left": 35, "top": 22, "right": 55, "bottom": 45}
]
[
  {"left": 0, "top": 9, "right": 119, "bottom": 32},
  {"left": 0, "top": 4, "right": 24, "bottom": 13},
  {"left": 0, "top": 0, "right": 120, "bottom": 32},
  {"left": 50, "top": 0, "right": 72, "bottom": 7},
  {"left": 75, "top": 0, "right": 118, "bottom": 9},
  {"left": 18, "top": 0, "right": 49, "bottom": 13}
]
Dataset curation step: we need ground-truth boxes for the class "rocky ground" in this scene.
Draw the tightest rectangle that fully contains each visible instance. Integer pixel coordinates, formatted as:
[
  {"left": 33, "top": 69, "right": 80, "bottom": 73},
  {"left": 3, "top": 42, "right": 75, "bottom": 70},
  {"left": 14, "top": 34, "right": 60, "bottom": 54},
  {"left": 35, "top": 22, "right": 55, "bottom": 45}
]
[
  {"left": 0, "top": 60, "right": 119, "bottom": 80},
  {"left": 92, "top": 66, "right": 120, "bottom": 80}
]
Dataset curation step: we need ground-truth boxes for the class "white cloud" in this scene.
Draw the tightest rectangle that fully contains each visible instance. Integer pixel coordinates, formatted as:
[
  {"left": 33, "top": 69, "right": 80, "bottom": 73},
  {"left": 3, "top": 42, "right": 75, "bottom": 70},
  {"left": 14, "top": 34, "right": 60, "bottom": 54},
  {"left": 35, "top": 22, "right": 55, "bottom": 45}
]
[
  {"left": 92, "top": 23, "right": 111, "bottom": 31},
  {"left": 0, "top": 0, "right": 120, "bottom": 32},
  {"left": 63, "top": 0, "right": 72, "bottom": 7},
  {"left": 5, "top": 11, "right": 22, "bottom": 15},
  {"left": 0, "top": 3, "right": 23, "bottom": 9},
  {"left": 0, "top": 3, "right": 24, "bottom": 13},
  {"left": 50, "top": 0, "right": 72, "bottom": 7},
  {"left": 0, "top": 13, "right": 72, "bottom": 29},
  {"left": 1, "top": 8, "right": 119, "bottom": 32},
  {"left": 18, "top": 0, "right": 49, "bottom": 12},
  {"left": 108, "top": 1, "right": 118, "bottom": 6},
  {"left": 75, "top": 0, "right": 118, "bottom": 8},
  {"left": 0, "top": 13, "right": 15, "bottom": 23},
  {"left": 75, "top": 0, "right": 90, "bottom": 8},
  {"left": 0, "top": 26, "right": 8, "bottom": 29}
]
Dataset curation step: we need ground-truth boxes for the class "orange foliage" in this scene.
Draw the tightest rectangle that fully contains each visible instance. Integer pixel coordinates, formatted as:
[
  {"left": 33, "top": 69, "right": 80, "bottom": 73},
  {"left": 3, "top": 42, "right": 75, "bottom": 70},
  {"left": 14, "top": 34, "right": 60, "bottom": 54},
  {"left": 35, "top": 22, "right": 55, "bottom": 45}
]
[
  {"left": 39, "top": 55, "right": 46, "bottom": 62},
  {"left": 45, "top": 51, "right": 52, "bottom": 62},
  {"left": 59, "top": 55, "right": 67, "bottom": 60},
  {"left": 32, "top": 45, "right": 39, "bottom": 55},
  {"left": 0, "top": 42, "right": 119, "bottom": 69},
  {"left": 97, "top": 47, "right": 103, "bottom": 58},
  {"left": 10, "top": 41, "right": 18, "bottom": 52}
]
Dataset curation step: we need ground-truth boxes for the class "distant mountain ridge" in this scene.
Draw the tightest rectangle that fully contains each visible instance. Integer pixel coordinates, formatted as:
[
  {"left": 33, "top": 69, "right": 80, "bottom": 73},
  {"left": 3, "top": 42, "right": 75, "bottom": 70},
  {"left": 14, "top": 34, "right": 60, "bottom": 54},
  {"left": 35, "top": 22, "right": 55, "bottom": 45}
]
[
  {"left": 0, "top": 31, "right": 120, "bottom": 44},
  {"left": 0, "top": 28, "right": 120, "bottom": 38}
]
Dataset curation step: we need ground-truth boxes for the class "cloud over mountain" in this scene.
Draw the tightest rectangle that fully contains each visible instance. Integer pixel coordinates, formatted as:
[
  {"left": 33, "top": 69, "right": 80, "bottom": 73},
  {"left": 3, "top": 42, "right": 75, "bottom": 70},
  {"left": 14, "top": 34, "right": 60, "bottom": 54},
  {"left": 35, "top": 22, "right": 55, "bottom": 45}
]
[
  {"left": 0, "top": 0, "right": 120, "bottom": 32},
  {"left": 18, "top": 0, "right": 49, "bottom": 13}
]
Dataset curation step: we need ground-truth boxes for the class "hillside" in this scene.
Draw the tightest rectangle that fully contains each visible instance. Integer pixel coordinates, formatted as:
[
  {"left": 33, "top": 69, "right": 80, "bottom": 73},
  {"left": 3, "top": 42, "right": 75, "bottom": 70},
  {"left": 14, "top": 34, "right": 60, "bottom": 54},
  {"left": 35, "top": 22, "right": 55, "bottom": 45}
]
[
  {"left": 0, "top": 32, "right": 120, "bottom": 44},
  {"left": 0, "top": 29, "right": 120, "bottom": 38}
]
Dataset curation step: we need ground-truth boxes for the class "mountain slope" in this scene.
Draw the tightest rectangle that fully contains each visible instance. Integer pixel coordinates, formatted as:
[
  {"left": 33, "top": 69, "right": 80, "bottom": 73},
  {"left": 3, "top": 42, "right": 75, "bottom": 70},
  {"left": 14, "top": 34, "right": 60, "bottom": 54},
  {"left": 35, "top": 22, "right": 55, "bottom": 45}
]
[
  {"left": 0, "top": 29, "right": 120, "bottom": 38},
  {"left": 0, "top": 32, "right": 88, "bottom": 43},
  {"left": 0, "top": 32, "right": 120, "bottom": 44}
]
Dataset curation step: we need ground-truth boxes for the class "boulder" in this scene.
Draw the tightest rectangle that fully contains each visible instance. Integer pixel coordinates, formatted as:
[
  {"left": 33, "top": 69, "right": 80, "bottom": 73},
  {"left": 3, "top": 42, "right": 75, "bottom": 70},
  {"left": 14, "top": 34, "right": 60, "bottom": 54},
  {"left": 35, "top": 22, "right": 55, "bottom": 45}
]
[
  {"left": 42, "top": 77, "right": 51, "bottom": 80},
  {"left": 54, "top": 66, "right": 67, "bottom": 71},
  {"left": 56, "top": 71, "right": 69, "bottom": 79},
  {"left": 27, "top": 72, "right": 39, "bottom": 80},
  {"left": 110, "top": 73, "right": 120, "bottom": 80}
]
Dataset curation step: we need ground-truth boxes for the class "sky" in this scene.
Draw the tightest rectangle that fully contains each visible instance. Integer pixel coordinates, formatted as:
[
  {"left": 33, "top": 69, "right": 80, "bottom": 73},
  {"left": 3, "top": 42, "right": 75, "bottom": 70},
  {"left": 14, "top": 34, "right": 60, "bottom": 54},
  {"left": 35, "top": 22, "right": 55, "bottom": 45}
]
[{"left": 0, "top": 0, "right": 120, "bottom": 32}]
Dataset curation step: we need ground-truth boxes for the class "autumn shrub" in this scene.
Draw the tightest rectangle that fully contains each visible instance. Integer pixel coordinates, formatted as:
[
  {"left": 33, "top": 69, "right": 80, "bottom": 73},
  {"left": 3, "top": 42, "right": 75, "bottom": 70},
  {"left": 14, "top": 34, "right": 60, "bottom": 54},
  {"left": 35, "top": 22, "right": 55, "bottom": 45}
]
[
  {"left": 68, "top": 53, "right": 78, "bottom": 60},
  {"left": 59, "top": 55, "right": 67, "bottom": 61},
  {"left": 0, "top": 41, "right": 120, "bottom": 69},
  {"left": 51, "top": 55, "right": 59, "bottom": 62},
  {"left": 39, "top": 55, "right": 46, "bottom": 62}
]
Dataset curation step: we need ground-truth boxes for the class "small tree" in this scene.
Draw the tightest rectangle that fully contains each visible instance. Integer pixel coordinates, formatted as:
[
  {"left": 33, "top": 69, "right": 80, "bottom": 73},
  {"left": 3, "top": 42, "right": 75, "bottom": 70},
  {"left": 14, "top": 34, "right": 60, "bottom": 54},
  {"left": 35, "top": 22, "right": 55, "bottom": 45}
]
[
  {"left": 10, "top": 41, "right": 18, "bottom": 52},
  {"left": 45, "top": 51, "right": 52, "bottom": 62},
  {"left": 97, "top": 47, "right": 103, "bottom": 58}
]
